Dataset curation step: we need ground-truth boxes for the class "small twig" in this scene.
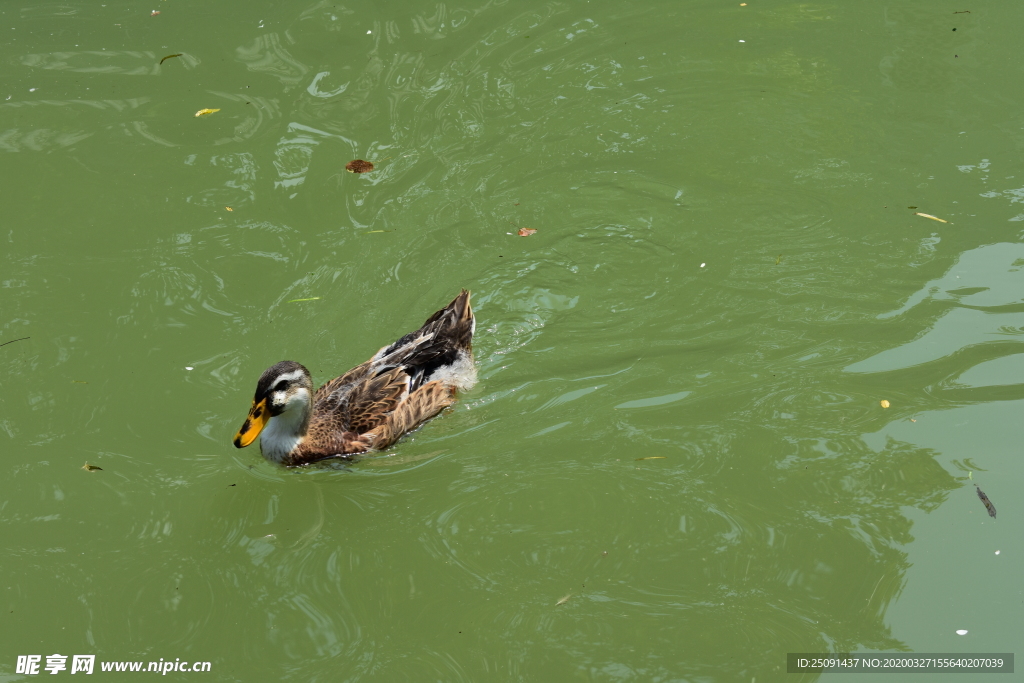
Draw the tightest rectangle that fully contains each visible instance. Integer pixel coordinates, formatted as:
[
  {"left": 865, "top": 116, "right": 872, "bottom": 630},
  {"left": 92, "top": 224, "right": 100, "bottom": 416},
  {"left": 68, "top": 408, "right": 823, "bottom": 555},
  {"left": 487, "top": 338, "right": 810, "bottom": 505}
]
[
  {"left": 0, "top": 337, "right": 29, "bottom": 348},
  {"left": 549, "top": 248, "right": 579, "bottom": 267}
]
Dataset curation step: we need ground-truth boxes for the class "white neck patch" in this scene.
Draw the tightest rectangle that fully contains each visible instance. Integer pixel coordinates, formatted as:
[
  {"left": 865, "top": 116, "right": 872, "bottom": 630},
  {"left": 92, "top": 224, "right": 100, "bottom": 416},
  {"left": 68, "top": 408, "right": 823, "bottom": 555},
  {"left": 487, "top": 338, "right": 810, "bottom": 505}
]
[{"left": 259, "top": 388, "right": 310, "bottom": 463}]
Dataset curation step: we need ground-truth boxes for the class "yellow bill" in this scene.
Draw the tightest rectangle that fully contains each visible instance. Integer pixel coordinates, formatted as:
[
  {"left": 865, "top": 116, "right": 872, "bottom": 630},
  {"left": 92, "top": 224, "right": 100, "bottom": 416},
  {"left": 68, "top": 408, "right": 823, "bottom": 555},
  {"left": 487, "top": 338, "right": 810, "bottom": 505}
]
[{"left": 234, "top": 398, "right": 270, "bottom": 448}]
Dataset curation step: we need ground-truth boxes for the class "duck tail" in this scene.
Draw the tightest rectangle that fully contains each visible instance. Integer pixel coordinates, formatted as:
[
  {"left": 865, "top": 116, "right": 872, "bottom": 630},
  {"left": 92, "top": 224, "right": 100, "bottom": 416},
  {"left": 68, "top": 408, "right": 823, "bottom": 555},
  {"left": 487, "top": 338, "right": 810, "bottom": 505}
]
[
  {"left": 419, "top": 289, "right": 473, "bottom": 350},
  {"left": 450, "top": 289, "right": 474, "bottom": 347}
]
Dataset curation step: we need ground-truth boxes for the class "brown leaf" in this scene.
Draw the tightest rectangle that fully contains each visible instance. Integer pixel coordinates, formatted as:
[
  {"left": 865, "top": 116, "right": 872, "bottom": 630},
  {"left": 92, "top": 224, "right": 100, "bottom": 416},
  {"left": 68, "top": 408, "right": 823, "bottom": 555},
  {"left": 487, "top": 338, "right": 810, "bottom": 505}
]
[
  {"left": 159, "top": 53, "right": 182, "bottom": 65},
  {"left": 346, "top": 159, "right": 374, "bottom": 173},
  {"left": 976, "top": 485, "right": 996, "bottom": 518},
  {"left": 517, "top": 228, "right": 537, "bottom": 236}
]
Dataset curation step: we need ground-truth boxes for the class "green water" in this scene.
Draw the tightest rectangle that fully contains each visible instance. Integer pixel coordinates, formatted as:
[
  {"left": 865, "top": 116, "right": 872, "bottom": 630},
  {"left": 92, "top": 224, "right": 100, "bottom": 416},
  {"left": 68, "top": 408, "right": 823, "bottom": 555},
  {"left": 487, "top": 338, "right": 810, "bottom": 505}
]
[{"left": 2, "top": 1, "right": 1022, "bottom": 681}]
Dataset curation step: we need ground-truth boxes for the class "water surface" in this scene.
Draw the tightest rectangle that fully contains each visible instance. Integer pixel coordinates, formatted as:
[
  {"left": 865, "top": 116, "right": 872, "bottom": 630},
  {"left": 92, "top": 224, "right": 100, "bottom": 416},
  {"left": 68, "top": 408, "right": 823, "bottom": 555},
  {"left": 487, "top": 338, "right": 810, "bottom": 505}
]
[{"left": 2, "top": 1, "right": 1022, "bottom": 681}]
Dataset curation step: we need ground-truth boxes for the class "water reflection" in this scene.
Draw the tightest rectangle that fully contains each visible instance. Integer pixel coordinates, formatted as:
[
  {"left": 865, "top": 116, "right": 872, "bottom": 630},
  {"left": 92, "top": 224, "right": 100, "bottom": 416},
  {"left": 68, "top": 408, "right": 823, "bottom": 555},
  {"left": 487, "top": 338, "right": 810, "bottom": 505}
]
[{"left": 850, "top": 242, "right": 1024, "bottom": 373}]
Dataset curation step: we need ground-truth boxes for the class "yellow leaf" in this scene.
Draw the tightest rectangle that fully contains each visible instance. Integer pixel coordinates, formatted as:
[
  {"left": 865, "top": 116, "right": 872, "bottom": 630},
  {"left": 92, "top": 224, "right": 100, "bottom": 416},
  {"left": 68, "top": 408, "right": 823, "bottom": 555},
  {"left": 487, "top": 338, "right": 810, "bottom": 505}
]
[
  {"left": 225, "top": 206, "right": 233, "bottom": 211},
  {"left": 82, "top": 463, "right": 103, "bottom": 472},
  {"left": 914, "top": 212, "right": 948, "bottom": 223},
  {"left": 194, "top": 108, "right": 221, "bottom": 117},
  {"left": 880, "top": 399, "right": 890, "bottom": 408}
]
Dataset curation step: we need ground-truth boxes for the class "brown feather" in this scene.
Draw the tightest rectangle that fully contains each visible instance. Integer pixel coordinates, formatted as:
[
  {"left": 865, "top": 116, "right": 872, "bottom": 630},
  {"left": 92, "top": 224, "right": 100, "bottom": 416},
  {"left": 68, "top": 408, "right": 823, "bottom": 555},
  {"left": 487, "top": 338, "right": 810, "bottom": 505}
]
[
  {"left": 364, "top": 381, "right": 455, "bottom": 450},
  {"left": 243, "top": 291, "right": 476, "bottom": 466}
]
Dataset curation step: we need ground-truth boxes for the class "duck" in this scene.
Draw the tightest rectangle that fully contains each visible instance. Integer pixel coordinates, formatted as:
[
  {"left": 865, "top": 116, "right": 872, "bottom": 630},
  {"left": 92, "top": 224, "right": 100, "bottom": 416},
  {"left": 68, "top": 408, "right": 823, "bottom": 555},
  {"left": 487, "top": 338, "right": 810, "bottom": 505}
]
[{"left": 233, "top": 290, "right": 476, "bottom": 466}]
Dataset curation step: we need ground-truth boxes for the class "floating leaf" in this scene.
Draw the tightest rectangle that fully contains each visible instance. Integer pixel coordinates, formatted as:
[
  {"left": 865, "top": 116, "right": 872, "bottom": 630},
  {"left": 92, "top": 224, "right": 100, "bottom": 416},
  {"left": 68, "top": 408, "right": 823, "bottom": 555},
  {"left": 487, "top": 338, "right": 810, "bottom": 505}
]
[
  {"left": 225, "top": 206, "right": 233, "bottom": 211},
  {"left": 914, "top": 212, "right": 948, "bottom": 223},
  {"left": 556, "top": 594, "right": 572, "bottom": 606},
  {"left": 346, "top": 159, "right": 374, "bottom": 173},
  {"left": 159, "top": 53, "right": 182, "bottom": 65},
  {"left": 517, "top": 227, "right": 537, "bottom": 236},
  {"left": 150, "top": 10, "right": 160, "bottom": 15},
  {"left": 287, "top": 297, "right": 321, "bottom": 303},
  {"left": 775, "top": 254, "right": 783, "bottom": 265},
  {"left": 636, "top": 456, "right": 667, "bottom": 460},
  {"left": 880, "top": 399, "right": 890, "bottom": 408},
  {"left": 194, "top": 108, "right": 220, "bottom": 117},
  {"left": 976, "top": 485, "right": 996, "bottom": 518},
  {"left": 82, "top": 463, "right": 102, "bottom": 472},
  {"left": 71, "top": 380, "right": 88, "bottom": 384}
]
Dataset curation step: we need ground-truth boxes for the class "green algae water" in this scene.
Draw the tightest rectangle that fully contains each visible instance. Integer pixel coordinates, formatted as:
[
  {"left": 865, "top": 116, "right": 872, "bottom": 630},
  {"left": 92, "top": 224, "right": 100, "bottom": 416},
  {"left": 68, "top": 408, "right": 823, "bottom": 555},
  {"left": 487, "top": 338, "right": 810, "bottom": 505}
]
[{"left": 2, "top": 1, "right": 1022, "bottom": 680}]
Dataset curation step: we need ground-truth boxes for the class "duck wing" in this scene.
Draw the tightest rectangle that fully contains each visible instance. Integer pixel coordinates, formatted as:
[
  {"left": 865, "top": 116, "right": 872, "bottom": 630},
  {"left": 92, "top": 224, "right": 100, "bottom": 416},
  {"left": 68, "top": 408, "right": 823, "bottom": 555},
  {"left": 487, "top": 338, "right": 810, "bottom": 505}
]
[
  {"left": 363, "top": 380, "right": 455, "bottom": 450},
  {"left": 369, "top": 289, "right": 474, "bottom": 391},
  {"left": 295, "top": 290, "right": 474, "bottom": 461},
  {"left": 309, "top": 365, "right": 409, "bottom": 434}
]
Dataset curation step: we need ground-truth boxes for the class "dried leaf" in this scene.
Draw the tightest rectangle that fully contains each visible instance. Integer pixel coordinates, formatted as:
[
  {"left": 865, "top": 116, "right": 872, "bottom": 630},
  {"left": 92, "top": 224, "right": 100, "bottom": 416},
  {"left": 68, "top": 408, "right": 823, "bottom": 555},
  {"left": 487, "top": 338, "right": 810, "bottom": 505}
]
[
  {"left": 159, "top": 53, "right": 182, "bottom": 65},
  {"left": 82, "top": 463, "right": 102, "bottom": 472},
  {"left": 150, "top": 10, "right": 160, "bottom": 15},
  {"left": 346, "top": 159, "right": 374, "bottom": 173},
  {"left": 225, "top": 206, "right": 233, "bottom": 212},
  {"left": 194, "top": 108, "right": 221, "bottom": 117},
  {"left": 914, "top": 212, "right": 948, "bottom": 223},
  {"left": 636, "top": 456, "right": 667, "bottom": 460},
  {"left": 880, "top": 399, "right": 890, "bottom": 408},
  {"left": 287, "top": 297, "right": 321, "bottom": 303},
  {"left": 976, "top": 485, "right": 996, "bottom": 518},
  {"left": 556, "top": 594, "right": 572, "bottom": 606},
  {"left": 517, "top": 228, "right": 537, "bottom": 236}
]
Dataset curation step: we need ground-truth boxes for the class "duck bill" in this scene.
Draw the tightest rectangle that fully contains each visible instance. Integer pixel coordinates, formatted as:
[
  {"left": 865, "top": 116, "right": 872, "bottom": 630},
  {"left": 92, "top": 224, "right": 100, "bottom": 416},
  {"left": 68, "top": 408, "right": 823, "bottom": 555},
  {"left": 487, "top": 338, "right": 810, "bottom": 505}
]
[{"left": 234, "top": 398, "right": 270, "bottom": 448}]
